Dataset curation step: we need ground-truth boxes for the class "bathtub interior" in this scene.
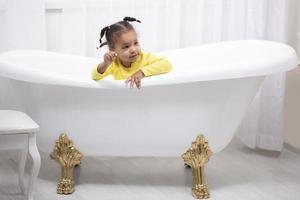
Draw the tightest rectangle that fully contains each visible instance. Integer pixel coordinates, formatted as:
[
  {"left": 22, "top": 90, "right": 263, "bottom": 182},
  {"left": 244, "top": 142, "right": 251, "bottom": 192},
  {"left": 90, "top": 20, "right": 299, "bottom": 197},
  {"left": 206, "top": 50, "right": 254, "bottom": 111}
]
[{"left": 5, "top": 75, "right": 265, "bottom": 156}]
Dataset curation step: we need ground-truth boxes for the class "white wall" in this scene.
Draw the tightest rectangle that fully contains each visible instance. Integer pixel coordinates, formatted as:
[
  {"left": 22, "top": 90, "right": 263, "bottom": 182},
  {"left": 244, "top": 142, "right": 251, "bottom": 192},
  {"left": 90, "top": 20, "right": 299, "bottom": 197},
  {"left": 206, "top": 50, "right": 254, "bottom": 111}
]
[
  {"left": 285, "top": 67, "right": 300, "bottom": 149},
  {"left": 284, "top": 0, "right": 300, "bottom": 149},
  {"left": 45, "top": 1, "right": 62, "bottom": 52}
]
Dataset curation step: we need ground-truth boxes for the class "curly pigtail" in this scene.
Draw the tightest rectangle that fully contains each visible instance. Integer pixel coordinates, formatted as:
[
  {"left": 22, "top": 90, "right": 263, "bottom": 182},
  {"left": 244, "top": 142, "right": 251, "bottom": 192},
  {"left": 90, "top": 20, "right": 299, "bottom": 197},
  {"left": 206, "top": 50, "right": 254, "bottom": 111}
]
[
  {"left": 123, "top": 16, "right": 141, "bottom": 23},
  {"left": 97, "top": 26, "right": 110, "bottom": 49}
]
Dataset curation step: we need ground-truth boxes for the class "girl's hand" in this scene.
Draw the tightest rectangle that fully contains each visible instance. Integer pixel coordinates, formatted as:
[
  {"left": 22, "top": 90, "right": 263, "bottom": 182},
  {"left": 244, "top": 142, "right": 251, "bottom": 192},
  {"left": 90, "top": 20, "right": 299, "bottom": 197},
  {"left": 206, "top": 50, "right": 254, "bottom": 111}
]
[
  {"left": 125, "top": 70, "right": 145, "bottom": 89},
  {"left": 97, "top": 51, "right": 117, "bottom": 74},
  {"left": 103, "top": 51, "right": 117, "bottom": 66}
]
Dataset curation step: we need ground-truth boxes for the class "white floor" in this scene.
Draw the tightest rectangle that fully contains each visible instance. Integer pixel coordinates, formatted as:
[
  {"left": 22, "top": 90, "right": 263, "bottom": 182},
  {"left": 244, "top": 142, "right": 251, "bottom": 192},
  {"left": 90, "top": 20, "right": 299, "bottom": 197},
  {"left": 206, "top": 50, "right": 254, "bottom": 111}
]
[{"left": 0, "top": 137, "right": 300, "bottom": 200}]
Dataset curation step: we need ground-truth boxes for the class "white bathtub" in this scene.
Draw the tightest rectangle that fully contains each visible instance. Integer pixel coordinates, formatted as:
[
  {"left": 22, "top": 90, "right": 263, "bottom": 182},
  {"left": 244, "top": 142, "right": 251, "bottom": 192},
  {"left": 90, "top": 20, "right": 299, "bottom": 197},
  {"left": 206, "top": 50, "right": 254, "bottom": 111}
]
[{"left": 0, "top": 40, "right": 297, "bottom": 156}]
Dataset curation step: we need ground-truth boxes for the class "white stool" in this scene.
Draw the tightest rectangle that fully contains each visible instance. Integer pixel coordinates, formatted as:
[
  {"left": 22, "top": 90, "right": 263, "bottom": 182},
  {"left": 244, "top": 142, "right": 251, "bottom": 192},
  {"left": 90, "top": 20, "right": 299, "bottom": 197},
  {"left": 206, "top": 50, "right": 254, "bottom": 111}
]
[{"left": 0, "top": 110, "right": 41, "bottom": 200}]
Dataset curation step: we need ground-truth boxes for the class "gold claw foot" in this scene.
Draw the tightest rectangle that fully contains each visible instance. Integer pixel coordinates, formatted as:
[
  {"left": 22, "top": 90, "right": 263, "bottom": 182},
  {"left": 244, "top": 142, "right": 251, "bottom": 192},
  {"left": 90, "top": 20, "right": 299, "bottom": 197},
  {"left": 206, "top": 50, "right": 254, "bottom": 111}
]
[
  {"left": 193, "top": 184, "right": 209, "bottom": 199},
  {"left": 50, "top": 133, "right": 83, "bottom": 194},
  {"left": 182, "top": 134, "right": 212, "bottom": 199},
  {"left": 57, "top": 178, "right": 74, "bottom": 194}
]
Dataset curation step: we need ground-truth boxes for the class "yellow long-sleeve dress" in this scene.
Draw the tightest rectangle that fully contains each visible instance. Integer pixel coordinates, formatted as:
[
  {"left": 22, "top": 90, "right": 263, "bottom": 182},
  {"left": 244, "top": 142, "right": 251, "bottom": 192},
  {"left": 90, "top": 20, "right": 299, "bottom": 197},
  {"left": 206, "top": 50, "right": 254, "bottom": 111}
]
[{"left": 91, "top": 52, "right": 172, "bottom": 80}]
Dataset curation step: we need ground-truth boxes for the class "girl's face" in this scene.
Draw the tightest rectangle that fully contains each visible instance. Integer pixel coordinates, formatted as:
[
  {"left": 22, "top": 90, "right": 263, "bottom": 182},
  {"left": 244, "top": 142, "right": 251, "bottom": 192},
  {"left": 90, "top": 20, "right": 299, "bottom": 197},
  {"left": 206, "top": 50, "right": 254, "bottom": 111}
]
[{"left": 111, "top": 30, "right": 141, "bottom": 67}]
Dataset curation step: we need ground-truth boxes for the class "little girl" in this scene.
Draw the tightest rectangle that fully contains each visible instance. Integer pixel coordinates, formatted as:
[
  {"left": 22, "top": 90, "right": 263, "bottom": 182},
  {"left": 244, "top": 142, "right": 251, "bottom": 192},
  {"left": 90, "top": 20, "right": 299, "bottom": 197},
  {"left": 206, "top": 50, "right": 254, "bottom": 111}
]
[{"left": 91, "top": 17, "right": 172, "bottom": 89}]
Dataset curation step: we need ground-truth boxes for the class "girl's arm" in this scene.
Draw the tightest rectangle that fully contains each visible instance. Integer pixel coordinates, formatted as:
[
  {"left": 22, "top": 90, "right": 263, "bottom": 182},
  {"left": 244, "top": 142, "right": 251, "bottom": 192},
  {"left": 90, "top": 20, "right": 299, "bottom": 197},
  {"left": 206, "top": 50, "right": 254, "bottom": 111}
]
[
  {"left": 91, "top": 62, "right": 113, "bottom": 80},
  {"left": 140, "top": 53, "right": 172, "bottom": 77},
  {"left": 91, "top": 51, "right": 117, "bottom": 80},
  {"left": 97, "top": 62, "right": 111, "bottom": 74}
]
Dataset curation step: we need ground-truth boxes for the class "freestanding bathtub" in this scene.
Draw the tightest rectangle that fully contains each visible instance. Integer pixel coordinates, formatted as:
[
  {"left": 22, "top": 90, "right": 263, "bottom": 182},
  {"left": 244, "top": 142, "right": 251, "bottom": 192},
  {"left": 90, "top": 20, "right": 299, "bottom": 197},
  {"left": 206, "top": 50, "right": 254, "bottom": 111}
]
[
  {"left": 0, "top": 40, "right": 297, "bottom": 156},
  {"left": 0, "top": 40, "right": 297, "bottom": 198}
]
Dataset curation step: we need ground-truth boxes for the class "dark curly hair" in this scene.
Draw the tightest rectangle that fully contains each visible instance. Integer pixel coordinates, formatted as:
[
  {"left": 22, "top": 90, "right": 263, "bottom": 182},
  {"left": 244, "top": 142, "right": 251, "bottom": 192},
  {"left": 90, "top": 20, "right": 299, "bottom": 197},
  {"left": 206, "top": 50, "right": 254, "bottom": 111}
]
[{"left": 97, "top": 17, "right": 141, "bottom": 49}]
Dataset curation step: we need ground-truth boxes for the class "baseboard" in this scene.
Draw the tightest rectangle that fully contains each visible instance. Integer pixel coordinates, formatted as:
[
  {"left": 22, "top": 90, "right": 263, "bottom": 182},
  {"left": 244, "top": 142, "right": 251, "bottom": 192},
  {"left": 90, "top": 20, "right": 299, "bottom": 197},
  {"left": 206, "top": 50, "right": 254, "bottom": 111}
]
[{"left": 284, "top": 142, "right": 300, "bottom": 155}]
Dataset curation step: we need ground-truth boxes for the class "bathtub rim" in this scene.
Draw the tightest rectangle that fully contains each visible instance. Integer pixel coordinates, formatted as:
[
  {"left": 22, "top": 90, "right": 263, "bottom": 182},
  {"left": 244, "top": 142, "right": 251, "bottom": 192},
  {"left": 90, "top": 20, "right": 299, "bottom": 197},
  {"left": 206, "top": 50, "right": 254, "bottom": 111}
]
[{"left": 0, "top": 40, "right": 298, "bottom": 89}]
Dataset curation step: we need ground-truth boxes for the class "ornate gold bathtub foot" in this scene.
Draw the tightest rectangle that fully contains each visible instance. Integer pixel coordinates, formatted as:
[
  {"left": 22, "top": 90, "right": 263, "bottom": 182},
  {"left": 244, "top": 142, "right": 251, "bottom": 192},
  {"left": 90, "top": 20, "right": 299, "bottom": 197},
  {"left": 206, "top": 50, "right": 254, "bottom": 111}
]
[
  {"left": 182, "top": 135, "right": 212, "bottom": 199},
  {"left": 50, "top": 133, "right": 83, "bottom": 194}
]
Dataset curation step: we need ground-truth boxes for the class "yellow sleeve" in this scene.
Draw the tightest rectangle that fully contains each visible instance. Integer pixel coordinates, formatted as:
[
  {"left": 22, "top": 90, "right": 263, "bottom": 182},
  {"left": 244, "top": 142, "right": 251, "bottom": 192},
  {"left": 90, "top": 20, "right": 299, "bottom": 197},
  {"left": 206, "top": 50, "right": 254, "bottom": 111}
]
[
  {"left": 140, "top": 53, "right": 172, "bottom": 77},
  {"left": 91, "top": 64, "right": 113, "bottom": 80}
]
